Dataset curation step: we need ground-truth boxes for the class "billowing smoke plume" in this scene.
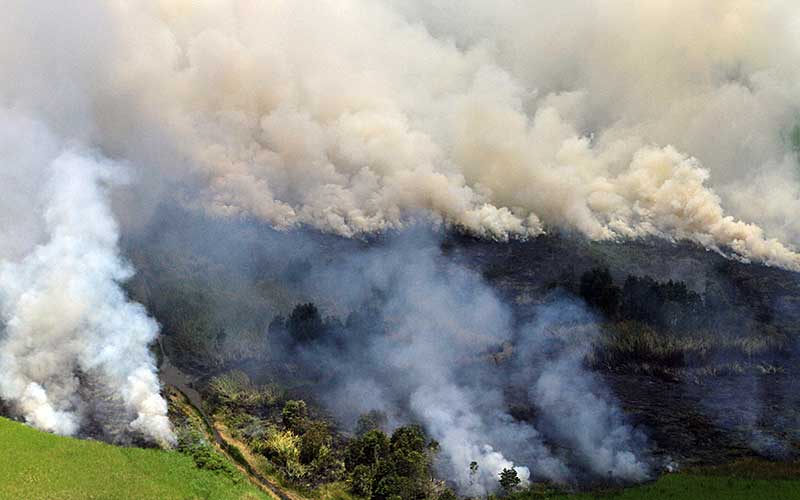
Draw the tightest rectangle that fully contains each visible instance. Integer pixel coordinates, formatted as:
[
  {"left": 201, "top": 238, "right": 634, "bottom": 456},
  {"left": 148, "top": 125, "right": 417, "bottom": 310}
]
[
  {"left": 0, "top": 113, "right": 173, "bottom": 445},
  {"left": 5, "top": 1, "right": 799, "bottom": 266}
]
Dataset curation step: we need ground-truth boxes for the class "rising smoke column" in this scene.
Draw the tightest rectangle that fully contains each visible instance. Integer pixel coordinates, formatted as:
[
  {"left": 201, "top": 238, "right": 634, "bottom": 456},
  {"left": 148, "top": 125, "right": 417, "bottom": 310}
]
[
  {"left": 514, "top": 301, "right": 649, "bottom": 481},
  {"left": 0, "top": 146, "right": 174, "bottom": 445}
]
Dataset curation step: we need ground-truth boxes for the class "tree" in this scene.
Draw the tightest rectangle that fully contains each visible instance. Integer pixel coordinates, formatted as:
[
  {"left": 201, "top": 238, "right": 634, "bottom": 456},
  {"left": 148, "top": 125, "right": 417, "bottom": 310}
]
[
  {"left": 390, "top": 425, "right": 426, "bottom": 454},
  {"left": 350, "top": 464, "right": 375, "bottom": 498},
  {"left": 356, "top": 410, "right": 388, "bottom": 436},
  {"left": 499, "top": 468, "right": 521, "bottom": 495},
  {"left": 346, "top": 429, "right": 391, "bottom": 469},
  {"left": 620, "top": 275, "right": 663, "bottom": 323},
  {"left": 282, "top": 400, "right": 309, "bottom": 433},
  {"left": 469, "top": 461, "right": 479, "bottom": 484},
  {"left": 300, "top": 420, "right": 331, "bottom": 464},
  {"left": 288, "top": 303, "right": 325, "bottom": 344}
]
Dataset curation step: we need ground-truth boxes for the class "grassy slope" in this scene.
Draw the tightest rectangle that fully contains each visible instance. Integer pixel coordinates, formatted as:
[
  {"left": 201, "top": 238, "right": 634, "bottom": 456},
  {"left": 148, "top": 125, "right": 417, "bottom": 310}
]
[{"left": 0, "top": 417, "right": 268, "bottom": 500}]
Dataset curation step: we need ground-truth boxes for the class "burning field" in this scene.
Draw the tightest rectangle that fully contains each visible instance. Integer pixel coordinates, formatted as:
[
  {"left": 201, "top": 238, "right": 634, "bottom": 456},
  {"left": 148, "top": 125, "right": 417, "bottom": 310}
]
[{"left": 1, "top": 1, "right": 800, "bottom": 498}]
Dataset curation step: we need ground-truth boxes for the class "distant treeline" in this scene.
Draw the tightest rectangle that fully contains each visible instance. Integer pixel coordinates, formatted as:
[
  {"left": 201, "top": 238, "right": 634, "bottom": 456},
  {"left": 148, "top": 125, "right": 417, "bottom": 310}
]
[{"left": 550, "top": 264, "right": 775, "bottom": 334}]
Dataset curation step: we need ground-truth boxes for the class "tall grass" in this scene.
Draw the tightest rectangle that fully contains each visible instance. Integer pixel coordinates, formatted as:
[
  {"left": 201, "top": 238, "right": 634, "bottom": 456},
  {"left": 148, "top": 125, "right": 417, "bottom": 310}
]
[{"left": 587, "top": 321, "right": 790, "bottom": 376}]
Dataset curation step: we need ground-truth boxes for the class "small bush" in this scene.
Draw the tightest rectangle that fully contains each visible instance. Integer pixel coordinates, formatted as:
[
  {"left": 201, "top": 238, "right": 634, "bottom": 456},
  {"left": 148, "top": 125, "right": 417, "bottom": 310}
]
[{"left": 176, "top": 426, "right": 240, "bottom": 481}]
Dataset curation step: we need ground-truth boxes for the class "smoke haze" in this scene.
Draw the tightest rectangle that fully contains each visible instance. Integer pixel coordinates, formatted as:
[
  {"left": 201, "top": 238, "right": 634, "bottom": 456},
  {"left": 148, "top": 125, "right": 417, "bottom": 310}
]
[{"left": 1, "top": 0, "right": 799, "bottom": 479}]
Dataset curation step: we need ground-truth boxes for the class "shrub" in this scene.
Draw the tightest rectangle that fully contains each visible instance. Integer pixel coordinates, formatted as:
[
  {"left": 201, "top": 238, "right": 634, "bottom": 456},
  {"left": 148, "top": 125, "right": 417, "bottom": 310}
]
[
  {"left": 350, "top": 464, "right": 375, "bottom": 498},
  {"left": 263, "top": 429, "right": 301, "bottom": 467},
  {"left": 176, "top": 426, "right": 239, "bottom": 481},
  {"left": 282, "top": 400, "right": 309, "bottom": 433}
]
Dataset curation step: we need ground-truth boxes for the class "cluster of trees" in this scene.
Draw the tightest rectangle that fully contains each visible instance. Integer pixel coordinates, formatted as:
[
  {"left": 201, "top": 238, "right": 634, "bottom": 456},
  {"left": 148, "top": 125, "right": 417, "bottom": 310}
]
[
  {"left": 345, "top": 423, "right": 446, "bottom": 499},
  {"left": 205, "top": 371, "right": 345, "bottom": 486},
  {"left": 204, "top": 371, "right": 525, "bottom": 498},
  {"left": 267, "top": 301, "right": 387, "bottom": 353},
  {"left": 569, "top": 265, "right": 784, "bottom": 337},
  {"left": 575, "top": 268, "right": 703, "bottom": 330},
  {"left": 205, "top": 371, "right": 457, "bottom": 497}
]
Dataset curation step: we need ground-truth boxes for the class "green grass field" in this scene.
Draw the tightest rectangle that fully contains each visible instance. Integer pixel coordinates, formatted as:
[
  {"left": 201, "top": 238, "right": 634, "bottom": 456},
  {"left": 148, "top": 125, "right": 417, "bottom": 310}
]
[
  {"left": 511, "top": 460, "right": 800, "bottom": 500},
  {"left": 0, "top": 417, "right": 268, "bottom": 500}
]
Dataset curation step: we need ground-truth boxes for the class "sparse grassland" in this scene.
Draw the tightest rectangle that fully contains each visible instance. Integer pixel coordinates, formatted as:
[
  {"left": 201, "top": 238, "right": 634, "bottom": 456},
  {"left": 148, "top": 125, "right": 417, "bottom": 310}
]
[{"left": 0, "top": 416, "right": 268, "bottom": 500}]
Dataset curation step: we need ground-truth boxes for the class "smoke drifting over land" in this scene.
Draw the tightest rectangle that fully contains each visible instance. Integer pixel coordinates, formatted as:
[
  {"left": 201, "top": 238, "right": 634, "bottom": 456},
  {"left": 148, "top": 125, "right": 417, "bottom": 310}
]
[
  {"left": 267, "top": 231, "right": 648, "bottom": 494},
  {"left": 1, "top": 0, "right": 799, "bottom": 482}
]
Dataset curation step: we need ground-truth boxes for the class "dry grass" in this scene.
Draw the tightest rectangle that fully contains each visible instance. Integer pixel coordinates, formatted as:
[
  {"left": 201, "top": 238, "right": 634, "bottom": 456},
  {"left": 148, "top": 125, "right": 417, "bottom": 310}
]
[{"left": 587, "top": 322, "right": 791, "bottom": 376}]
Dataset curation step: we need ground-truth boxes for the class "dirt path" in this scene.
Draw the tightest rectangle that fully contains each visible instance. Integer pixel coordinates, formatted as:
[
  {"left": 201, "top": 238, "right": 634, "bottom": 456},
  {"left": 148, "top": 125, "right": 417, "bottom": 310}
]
[{"left": 158, "top": 339, "right": 300, "bottom": 500}]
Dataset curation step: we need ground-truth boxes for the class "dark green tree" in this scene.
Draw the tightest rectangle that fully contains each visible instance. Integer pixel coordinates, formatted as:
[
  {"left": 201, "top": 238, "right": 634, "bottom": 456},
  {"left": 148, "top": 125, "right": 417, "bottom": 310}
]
[
  {"left": 299, "top": 420, "right": 331, "bottom": 464},
  {"left": 469, "top": 461, "right": 479, "bottom": 484},
  {"left": 350, "top": 464, "right": 375, "bottom": 498},
  {"left": 346, "top": 429, "right": 391, "bottom": 469},
  {"left": 580, "top": 268, "right": 621, "bottom": 317},
  {"left": 499, "top": 468, "right": 521, "bottom": 495}
]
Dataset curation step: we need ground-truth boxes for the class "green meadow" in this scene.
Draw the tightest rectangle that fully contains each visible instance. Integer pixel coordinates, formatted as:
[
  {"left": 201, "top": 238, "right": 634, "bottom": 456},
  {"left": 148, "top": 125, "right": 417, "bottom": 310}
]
[{"left": 0, "top": 417, "right": 267, "bottom": 500}]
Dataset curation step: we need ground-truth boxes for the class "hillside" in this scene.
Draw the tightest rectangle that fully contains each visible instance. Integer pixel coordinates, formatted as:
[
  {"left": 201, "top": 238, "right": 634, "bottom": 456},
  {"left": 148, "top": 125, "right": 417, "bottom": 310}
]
[{"left": 0, "top": 417, "right": 268, "bottom": 500}]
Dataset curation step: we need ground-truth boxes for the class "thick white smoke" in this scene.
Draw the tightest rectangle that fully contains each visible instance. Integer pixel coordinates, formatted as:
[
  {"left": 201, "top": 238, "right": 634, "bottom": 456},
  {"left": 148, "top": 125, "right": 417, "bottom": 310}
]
[
  {"left": 283, "top": 233, "right": 647, "bottom": 494},
  {"left": 0, "top": 114, "right": 173, "bottom": 445},
  {"left": 4, "top": 1, "right": 800, "bottom": 268}
]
